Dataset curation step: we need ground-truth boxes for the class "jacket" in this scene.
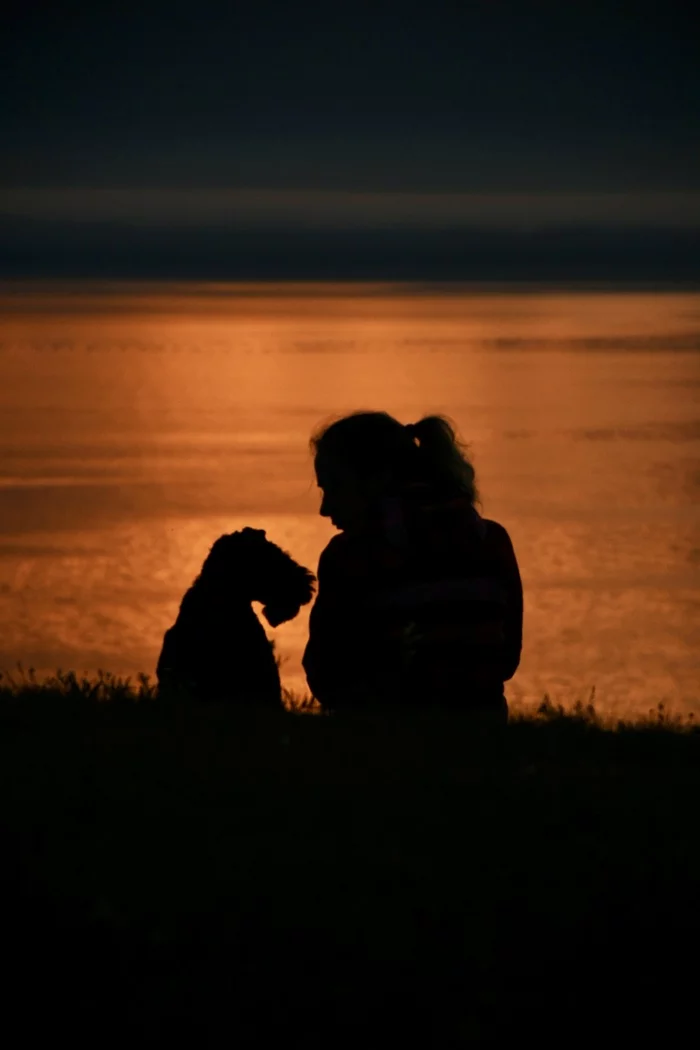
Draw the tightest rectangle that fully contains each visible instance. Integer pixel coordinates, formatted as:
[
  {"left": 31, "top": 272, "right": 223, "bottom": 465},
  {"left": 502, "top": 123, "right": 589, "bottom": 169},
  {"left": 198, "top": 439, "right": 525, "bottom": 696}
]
[{"left": 302, "top": 485, "right": 523, "bottom": 711}]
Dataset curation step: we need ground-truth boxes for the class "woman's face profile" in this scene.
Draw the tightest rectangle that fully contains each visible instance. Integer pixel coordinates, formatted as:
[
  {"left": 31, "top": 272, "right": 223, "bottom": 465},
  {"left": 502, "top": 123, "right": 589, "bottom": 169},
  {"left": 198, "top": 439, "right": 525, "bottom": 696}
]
[{"left": 315, "top": 456, "right": 372, "bottom": 534}]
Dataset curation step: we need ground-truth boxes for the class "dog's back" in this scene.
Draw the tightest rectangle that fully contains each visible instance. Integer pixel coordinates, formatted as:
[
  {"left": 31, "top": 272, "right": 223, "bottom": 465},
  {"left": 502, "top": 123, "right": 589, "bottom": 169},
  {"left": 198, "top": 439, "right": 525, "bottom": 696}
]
[{"left": 157, "top": 587, "right": 281, "bottom": 704}]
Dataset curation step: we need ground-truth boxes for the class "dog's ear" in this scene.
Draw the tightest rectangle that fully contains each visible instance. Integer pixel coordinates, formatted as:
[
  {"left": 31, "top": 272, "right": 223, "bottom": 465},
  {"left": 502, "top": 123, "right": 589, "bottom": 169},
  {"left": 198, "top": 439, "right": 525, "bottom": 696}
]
[
  {"left": 262, "top": 569, "right": 316, "bottom": 627},
  {"left": 302, "top": 568, "right": 317, "bottom": 603}
]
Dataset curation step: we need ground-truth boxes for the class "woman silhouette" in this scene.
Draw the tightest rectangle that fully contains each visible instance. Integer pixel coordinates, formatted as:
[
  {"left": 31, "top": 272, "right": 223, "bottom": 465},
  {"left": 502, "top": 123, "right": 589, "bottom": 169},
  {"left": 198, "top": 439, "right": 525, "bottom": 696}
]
[{"left": 302, "top": 412, "right": 523, "bottom": 720}]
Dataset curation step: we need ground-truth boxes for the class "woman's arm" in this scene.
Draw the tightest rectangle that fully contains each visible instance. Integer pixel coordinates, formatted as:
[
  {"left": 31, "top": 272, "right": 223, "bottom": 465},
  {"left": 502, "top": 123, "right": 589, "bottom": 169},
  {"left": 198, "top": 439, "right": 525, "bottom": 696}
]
[{"left": 302, "top": 537, "right": 369, "bottom": 708}]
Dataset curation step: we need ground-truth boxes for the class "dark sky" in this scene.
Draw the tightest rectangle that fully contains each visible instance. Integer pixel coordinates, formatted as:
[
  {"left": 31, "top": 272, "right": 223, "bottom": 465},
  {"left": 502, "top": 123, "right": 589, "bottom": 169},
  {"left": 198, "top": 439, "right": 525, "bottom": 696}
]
[
  {"left": 3, "top": 0, "right": 699, "bottom": 191},
  {"left": 2, "top": 1, "right": 699, "bottom": 278}
]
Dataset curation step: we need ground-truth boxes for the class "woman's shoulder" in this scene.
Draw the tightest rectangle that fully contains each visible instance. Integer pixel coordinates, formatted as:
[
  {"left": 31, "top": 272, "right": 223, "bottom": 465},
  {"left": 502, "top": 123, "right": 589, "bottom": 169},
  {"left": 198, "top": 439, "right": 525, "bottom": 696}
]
[
  {"left": 481, "top": 517, "right": 513, "bottom": 542},
  {"left": 480, "top": 518, "right": 521, "bottom": 574},
  {"left": 481, "top": 517, "right": 516, "bottom": 548}
]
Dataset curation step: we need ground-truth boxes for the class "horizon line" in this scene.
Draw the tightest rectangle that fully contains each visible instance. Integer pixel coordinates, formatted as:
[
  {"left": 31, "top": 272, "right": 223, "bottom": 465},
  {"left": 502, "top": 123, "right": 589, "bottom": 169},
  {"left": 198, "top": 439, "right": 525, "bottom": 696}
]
[{"left": 3, "top": 187, "right": 700, "bottom": 230}]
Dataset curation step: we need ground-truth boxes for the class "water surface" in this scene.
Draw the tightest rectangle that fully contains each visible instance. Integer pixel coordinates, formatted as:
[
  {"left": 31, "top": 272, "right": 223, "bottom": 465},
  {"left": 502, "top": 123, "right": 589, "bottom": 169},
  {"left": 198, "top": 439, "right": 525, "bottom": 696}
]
[{"left": 1, "top": 282, "right": 698, "bottom": 717}]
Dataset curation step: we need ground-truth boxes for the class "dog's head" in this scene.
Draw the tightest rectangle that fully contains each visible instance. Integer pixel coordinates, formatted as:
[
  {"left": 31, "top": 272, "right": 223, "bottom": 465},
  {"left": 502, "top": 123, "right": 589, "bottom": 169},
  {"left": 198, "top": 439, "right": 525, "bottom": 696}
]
[
  {"left": 253, "top": 531, "right": 316, "bottom": 626},
  {"left": 197, "top": 527, "right": 315, "bottom": 625}
]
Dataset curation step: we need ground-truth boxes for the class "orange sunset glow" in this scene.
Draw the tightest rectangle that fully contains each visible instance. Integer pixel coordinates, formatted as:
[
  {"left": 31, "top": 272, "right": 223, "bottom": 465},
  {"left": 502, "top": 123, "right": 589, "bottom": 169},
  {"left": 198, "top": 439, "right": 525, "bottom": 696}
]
[
  {"left": 1, "top": 284, "right": 698, "bottom": 718},
  {"left": 2, "top": 5, "right": 699, "bottom": 1041}
]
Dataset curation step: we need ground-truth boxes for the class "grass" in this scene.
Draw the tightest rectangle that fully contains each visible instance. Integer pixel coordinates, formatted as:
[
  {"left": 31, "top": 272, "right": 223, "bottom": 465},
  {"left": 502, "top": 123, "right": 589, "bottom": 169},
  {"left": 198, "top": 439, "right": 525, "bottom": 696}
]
[{"left": 1, "top": 665, "right": 699, "bottom": 1046}]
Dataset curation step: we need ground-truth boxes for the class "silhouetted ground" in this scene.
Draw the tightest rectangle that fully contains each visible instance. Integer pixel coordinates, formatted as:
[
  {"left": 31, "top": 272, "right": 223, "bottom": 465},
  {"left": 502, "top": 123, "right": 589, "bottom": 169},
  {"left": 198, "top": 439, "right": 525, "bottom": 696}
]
[{"left": 1, "top": 671, "right": 698, "bottom": 1047}]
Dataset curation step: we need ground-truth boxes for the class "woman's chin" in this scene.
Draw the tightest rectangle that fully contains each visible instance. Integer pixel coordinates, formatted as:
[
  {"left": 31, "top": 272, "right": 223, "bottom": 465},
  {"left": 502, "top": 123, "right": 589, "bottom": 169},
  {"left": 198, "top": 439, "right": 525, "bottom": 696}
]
[{"left": 329, "top": 513, "right": 366, "bottom": 534}]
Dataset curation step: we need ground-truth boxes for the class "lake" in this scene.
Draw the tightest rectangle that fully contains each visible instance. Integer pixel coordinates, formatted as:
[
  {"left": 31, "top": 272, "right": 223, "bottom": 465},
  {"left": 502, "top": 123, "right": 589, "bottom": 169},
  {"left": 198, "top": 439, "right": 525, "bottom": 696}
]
[{"left": 1, "top": 282, "right": 698, "bottom": 718}]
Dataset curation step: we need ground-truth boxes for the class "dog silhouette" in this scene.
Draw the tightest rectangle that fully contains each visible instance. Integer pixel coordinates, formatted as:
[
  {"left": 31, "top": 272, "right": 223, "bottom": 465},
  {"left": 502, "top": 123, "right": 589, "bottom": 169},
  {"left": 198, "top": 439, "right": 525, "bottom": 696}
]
[{"left": 157, "top": 528, "right": 315, "bottom": 705}]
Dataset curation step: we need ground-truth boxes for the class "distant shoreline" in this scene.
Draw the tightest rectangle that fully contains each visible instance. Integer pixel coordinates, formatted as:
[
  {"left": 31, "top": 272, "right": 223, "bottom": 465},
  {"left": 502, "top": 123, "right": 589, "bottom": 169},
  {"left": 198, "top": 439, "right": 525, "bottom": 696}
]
[{"left": 1, "top": 278, "right": 700, "bottom": 319}]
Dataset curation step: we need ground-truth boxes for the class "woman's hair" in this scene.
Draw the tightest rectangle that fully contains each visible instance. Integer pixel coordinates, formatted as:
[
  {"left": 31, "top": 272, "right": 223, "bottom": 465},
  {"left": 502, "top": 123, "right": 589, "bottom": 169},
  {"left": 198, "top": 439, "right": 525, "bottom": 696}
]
[{"left": 310, "top": 411, "right": 479, "bottom": 505}]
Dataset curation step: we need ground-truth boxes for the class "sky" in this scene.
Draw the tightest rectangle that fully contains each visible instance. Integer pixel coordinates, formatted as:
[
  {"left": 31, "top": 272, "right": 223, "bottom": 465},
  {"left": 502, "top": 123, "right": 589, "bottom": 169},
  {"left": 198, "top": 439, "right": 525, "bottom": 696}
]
[{"left": 1, "top": 1, "right": 699, "bottom": 278}]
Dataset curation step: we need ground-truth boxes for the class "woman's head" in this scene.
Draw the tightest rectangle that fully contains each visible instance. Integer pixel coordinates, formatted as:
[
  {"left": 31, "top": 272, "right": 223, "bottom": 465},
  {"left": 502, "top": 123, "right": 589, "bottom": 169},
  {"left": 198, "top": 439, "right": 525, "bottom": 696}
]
[{"left": 310, "top": 411, "right": 478, "bottom": 532}]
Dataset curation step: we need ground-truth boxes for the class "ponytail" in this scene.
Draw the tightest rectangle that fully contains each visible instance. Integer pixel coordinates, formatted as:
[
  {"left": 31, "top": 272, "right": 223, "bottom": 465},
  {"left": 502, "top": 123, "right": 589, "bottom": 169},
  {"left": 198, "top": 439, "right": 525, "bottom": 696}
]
[{"left": 409, "top": 415, "right": 479, "bottom": 505}]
